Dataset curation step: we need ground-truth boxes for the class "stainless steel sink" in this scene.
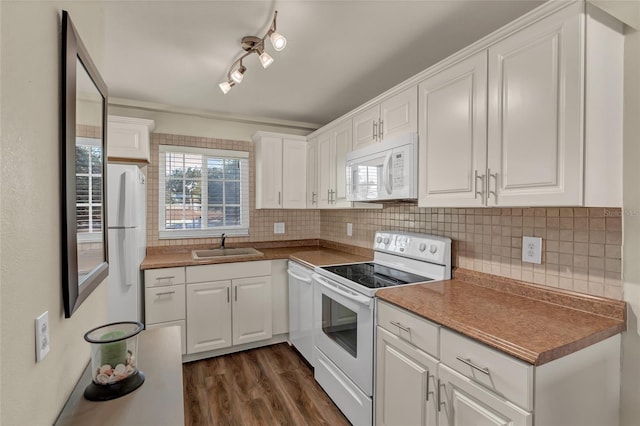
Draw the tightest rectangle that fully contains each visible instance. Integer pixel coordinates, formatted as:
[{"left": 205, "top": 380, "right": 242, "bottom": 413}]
[{"left": 192, "top": 247, "right": 264, "bottom": 260}]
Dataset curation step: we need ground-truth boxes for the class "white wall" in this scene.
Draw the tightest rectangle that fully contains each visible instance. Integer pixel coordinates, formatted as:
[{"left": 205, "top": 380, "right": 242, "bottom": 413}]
[
  {"left": 108, "top": 104, "right": 314, "bottom": 141},
  {"left": 0, "top": 2, "right": 109, "bottom": 425}
]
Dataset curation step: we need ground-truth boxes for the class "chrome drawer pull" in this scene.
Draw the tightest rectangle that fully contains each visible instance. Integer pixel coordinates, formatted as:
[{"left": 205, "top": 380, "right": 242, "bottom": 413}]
[
  {"left": 155, "top": 291, "right": 176, "bottom": 296},
  {"left": 156, "top": 276, "right": 175, "bottom": 280},
  {"left": 456, "top": 356, "right": 490, "bottom": 375},
  {"left": 389, "top": 320, "right": 410, "bottom": 333}
]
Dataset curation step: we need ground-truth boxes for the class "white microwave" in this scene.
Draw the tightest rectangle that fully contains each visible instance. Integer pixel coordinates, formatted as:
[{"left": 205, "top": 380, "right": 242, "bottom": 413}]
[{"left": 346, "top": 132, "right": 418, "bottom": 202}]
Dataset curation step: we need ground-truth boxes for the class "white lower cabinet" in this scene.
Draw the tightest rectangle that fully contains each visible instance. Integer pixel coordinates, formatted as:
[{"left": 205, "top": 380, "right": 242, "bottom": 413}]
[
  {"left": 186, "top": 280, "right": 232, "bottom": 353},
  {"left": 232, "top": 276, "right": 273, "bottom": 345},
  {"left": 185, "top": 261, "right": 273, "bottom": 355},
  {"left": 437, "top": 364, "right": 531, "bottom": 426},
  {"left": 376, "top": 327, "right": 438, "bottom": 426},
  {"left": 144, "top": 268, "right": 187, "bottom": 355},
  {"left": 376, "top": 300, "right": 621, "bottom": 426}
]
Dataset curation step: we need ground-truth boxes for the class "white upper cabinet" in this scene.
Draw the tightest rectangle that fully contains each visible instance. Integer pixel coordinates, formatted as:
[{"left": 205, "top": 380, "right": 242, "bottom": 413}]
[
  {"left": 254, "top": 132, "right": 307, "bottom": 209},
  {"left": 317, "top": 120, "right": 353, "bottom": 208},
  {"left": 107, "top": 116, "right": 155, "bottom": 163},
  {"left": 306, "top": 137, "right": 318, "bottom": 208},
  {"left": 418, "top": 1, "right": 623, "bottom": 208},
  {"left": 418, "top": 51, "right": 488, "bottom": 207},
  {"left": 353, "top": 87, "right": 418, "bottom": 150}
]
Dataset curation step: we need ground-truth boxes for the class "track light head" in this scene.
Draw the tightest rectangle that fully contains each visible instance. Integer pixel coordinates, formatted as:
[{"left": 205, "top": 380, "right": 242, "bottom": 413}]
[
  {"left": 219, "top": 80, "right": 234, "bottom": 94},
  {"left": 230, "top": 64, "right": 246, "bottom": 84},
  {"left": 270, "top": 31, "right": 287, "bottom": 51}
]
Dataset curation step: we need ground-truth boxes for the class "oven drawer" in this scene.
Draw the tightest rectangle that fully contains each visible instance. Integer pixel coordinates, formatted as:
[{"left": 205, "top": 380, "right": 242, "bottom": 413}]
[
  {"left": 377, "top": 300, "right": 440, "bottom": 358},
  {"left": 441, "top": 328, "right": 533, "bottom": 411}
]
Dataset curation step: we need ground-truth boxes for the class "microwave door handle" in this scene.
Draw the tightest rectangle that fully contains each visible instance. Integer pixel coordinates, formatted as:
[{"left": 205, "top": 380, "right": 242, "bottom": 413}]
[{"left": 382, "top": 152, "right": 393, "bottom": 194}]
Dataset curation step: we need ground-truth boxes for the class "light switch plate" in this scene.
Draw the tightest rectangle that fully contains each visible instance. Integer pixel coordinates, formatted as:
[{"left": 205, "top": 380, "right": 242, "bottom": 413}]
[
  {"left": 35, "top": 311, "right": 50, "bottom": 362},
  {"left": 522, "top": 236, "right": 542, "bottom": 264},
  {"left": 347, "top": 223, "right": 353, "bottom": 236},
  {"left": 274, "top": 222, "right": 285, "bottom": 234}
]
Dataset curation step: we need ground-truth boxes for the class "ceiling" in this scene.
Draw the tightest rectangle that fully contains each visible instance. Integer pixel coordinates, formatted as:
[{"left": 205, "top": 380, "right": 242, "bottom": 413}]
[{"left": 103, "top": 0, "right": 544, "bottom": 129}]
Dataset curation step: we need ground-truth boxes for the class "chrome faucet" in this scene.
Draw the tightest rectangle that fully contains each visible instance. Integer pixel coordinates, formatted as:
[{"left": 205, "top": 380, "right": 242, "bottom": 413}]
[{"left": 220, "top": 233, "right": 227, "bottom": 249}]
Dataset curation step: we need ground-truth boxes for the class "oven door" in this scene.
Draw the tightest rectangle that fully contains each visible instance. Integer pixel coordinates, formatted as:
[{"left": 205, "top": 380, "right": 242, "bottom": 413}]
[{"left": 312, "top": 273, "right": 374, "bottom": 395}]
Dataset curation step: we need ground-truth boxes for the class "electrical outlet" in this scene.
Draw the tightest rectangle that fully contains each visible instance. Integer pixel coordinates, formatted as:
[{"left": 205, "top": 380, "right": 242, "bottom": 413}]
[
  {"left": 35, "top": 311, "right": 50, "bottom": 362},
  {"left": 347, "top": 223, "right": 353, "bottom": 236},
  {"left": 274, "top": 222, "right": 285, "bottom": 234},
  {"left": 522, "top": 236, "right": 542, "bottom": 264}
]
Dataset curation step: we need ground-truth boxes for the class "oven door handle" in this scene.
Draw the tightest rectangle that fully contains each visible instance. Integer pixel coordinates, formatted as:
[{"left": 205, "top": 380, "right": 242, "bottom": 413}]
[
  {"left": 287, "top": 270, "right": 312, "bottom": 284},
  {"left": 314, "top": 275, "right": 372, "bottom": 308}
]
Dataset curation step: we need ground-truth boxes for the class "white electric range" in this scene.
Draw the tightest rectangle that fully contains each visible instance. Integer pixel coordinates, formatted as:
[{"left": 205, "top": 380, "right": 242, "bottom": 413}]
[{"left": 312, "top": 231, "right": 452, "bottom": 425}]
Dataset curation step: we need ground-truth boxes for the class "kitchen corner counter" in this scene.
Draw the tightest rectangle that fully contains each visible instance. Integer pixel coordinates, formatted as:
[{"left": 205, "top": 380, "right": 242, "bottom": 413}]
[
  {"left": 376, "top": 268, "right": 626, "bottom": 366},
  {"left": 55, "top": 326, "right": 184, "bottom": 426},
  {"left": 140, "top": 240, "right": 373, "bottom": 270}
]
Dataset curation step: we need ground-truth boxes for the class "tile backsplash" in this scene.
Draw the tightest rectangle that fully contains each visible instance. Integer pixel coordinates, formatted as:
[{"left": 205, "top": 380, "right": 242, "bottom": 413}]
[
  {"left": 144, "top": 133, "right": 622, "bottom": 301},
  {"left": 146, "top": 133, "right": 320, "bottom": 247},
  {"left": 320, "top": 205, "right": 623, "bottom": 300}
]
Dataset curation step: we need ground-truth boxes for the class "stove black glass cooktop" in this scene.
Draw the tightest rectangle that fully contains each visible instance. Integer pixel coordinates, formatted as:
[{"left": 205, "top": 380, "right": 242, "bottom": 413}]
[{"left": 321, "top": 262, "right": 433, "bottom": 289}]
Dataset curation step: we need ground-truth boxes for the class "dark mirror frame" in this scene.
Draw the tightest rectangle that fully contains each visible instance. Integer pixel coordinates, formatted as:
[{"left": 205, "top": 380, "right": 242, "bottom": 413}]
[{"left": 61, "top": 10, "right": 109, "bottom": 318}]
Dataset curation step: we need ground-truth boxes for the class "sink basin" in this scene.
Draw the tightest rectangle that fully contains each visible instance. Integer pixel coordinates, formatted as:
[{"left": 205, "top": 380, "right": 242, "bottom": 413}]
[{"left": 192, "top": 247, "right": 264, "bottom": 260}]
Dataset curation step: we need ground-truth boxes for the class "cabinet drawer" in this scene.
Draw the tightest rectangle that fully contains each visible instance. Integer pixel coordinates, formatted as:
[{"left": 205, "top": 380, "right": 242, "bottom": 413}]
[
  {"left": 145, "top": 284, "right": 185, "bottom": 324},
  {"left": 145, "top": 267, "right": 186, "bottom": 287},
  {"left": 186, "top": 260, "right": 271, "bottom": 284},
  {"left": 377, "top": 300, "right": 440, "bottom": 358},
  {"left": 441, "top": 328, "right": 533, "bottom": 411},
  {"left": 145, "top": 320, "right": 186, "bottom": 355}
]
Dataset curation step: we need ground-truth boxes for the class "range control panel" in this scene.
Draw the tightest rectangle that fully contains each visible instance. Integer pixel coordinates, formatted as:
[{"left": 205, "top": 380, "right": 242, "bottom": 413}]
[{"left": 374, "top": 231, "right": 451, "bottom": 265}]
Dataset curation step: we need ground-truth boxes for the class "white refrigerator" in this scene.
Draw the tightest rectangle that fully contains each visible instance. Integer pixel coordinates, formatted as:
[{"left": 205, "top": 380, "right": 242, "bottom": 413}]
[{"left": 107, "top": 163, "right": 146, "bottom": 323}]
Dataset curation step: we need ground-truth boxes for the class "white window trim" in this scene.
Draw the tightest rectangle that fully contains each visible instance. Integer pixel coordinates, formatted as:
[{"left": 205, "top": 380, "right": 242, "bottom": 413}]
[
  {"left": 76, "top": 137, "right": 103, "bottom": 239},
  {"left": 158, "top": 145, "right": 250, "bottom": 239}
]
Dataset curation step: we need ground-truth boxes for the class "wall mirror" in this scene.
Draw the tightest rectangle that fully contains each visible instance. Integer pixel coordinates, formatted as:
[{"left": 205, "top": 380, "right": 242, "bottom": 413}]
[{"left": 61, "top": 10, "right": 109, "bottom": 318}]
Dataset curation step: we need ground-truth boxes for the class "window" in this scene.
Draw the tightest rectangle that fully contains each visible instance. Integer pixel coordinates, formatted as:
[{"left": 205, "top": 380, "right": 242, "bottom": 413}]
[
  {"left": 76, "top": 137, "right": 103, "bottom": 242},
  {"left": 159, "top": 145, "right": 250, "bottom": 238}
]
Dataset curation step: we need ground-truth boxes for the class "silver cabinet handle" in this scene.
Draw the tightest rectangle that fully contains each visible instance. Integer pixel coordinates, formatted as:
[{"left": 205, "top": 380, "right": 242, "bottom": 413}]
[
  {"left": 311, "top": 192, "right": 317, "bottom": 204},
  {"left": 437, "top": 379, "right": 443, "bottom": 412},
  {"left": 155, "top": 276, "right": 175, "bottom": 281},
  {"left": 426, "top": 372, "right": 431, "bottom": 401},
  {"left": 373, "top": 121, "right": 378, "bottom": 140},
  {"left": 389, "top": 320, "right": 410, "bottom": 333},
  {"left": 278, "top": 191, "right": 281, "bottom": 206},
  {"left": 227, "top": 287, "right": 230, "bottom": 303},
  {"left": 379, "top": 119, "right": 384, "bottom": 139},
  {"left": 487, "top": 168, "right": 498, "bottom": 204},
  {"left": 456, "top": 356, "right": 490, "bottom": 375},
  {"left": 155, "top": 291, "right": 175, "bottom": 296},
  {"left": 327, "top": 189, "right": 331, "bottom": 204},
  {"left": 474, "top": 170, "right": 485, "bottom": 204},
  {"left": 235, "top": 286, "right": 238, "bottom": 302}
]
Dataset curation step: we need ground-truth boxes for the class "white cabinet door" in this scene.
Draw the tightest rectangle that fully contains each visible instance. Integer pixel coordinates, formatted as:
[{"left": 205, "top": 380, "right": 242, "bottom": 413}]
[
  {"left": 353, "top": 104, "right": 380, "bottom": 150},
  {"left": 282, "top": 139, "right": 307, "bottom": 208},
  {"left": 255, "top": 135, "right": 283, "bottom": 209},
  {"left": 487, "top": 5, "right": 582, "bottom": 206},
  {"left": 353, "top": 87, "right": 417, "bottom": 151},
  {"left": 317, "top": 131, "right": 333, "bottom": 208},
  {"left": 306, "top": 137, "right": 318, "bottom": 208},
  {"left": 232, "top": 276, "right": 273, "bottom": 345},
  {"left": 107, "top": 116, "right": 154, "bottom": 162},
  {"left": 376, "top": 327, "right": 438, "bottom": 426},
  {"left": 186, "top": 281, "right": 232, "bottom": 354},
  {"left": 418, "top": 52, "right": 488, "bottom": 208},
  {"left": 380, "top": 86, "right": 417, "bottom": 140},
  {"left": 332, "top": 121, "right": 352, "bottom": 208},
  {"left": 438, "top": 364, "right": 532, "bottom": 426}
]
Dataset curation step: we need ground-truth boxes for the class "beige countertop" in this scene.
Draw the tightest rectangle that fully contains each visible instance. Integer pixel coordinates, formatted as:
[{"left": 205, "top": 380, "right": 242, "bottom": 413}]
[
  {"left": 377, "top": 268, "right": 626, "bottom": 366},
  {"left": 55, "top": 326, "right": 184, "bottom": 425}
]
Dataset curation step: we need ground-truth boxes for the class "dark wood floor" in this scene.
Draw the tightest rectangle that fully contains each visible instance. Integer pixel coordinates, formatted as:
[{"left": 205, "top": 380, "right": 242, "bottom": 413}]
[{"left": 183, "top": 343, "right": 351, "bottom": 426}]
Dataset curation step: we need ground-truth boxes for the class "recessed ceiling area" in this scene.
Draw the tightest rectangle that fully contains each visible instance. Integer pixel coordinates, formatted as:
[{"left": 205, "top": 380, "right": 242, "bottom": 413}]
[{"left": 103, "top": 1, "right": 545, "bottom": 128}]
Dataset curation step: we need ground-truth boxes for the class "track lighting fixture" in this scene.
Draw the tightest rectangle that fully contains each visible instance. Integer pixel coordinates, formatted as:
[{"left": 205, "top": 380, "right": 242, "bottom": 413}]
[{"left": 218, "top": 10, "right": 287, "bottom": 94}]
